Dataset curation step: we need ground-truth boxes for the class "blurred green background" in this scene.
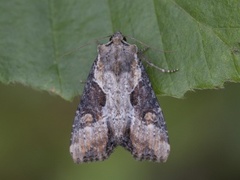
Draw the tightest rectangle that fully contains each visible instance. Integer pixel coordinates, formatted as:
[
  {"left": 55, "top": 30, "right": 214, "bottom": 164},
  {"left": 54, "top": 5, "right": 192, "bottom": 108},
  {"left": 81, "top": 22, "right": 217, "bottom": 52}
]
[{"left": 0, "top": 82, "right": 240, "bottom": 180}]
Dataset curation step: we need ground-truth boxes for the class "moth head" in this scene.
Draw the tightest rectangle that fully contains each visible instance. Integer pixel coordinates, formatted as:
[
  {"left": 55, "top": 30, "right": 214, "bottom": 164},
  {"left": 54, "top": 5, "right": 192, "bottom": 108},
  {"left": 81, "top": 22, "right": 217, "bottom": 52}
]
[{"left": 110, "top": 32, "right": 127, "bottom": 44}]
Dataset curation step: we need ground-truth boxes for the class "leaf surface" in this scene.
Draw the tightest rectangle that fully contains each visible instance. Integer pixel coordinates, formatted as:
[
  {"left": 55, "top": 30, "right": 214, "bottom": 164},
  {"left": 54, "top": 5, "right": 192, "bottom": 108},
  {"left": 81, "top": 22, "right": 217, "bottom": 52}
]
[{"left": 0, "top": 0, "right": 239, "bottom": 100}]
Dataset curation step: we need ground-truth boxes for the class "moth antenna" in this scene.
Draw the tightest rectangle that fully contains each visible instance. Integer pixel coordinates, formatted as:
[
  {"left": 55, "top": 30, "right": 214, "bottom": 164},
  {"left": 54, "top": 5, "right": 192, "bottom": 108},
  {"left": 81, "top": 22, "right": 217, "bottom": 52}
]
[
  {"left": 59, "top": 36, "right": 110, "bottom": 59},
  {"left": 126, "top": 35, "right": 175, "bottom": 54}
]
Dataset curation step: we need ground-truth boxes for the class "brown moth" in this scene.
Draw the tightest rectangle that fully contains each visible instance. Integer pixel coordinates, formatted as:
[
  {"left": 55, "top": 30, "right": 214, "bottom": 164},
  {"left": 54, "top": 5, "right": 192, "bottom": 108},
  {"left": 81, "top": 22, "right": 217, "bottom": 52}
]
[{"left": 70, "top": 32, "right": 175, "bottom": 163}]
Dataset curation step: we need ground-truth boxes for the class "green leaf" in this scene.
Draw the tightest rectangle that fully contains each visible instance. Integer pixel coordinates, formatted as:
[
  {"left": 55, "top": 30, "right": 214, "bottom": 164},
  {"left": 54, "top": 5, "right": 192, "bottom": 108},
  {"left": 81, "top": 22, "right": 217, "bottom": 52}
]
[{"left": 0, "top": 0, "right": 239, "bottom": 100}]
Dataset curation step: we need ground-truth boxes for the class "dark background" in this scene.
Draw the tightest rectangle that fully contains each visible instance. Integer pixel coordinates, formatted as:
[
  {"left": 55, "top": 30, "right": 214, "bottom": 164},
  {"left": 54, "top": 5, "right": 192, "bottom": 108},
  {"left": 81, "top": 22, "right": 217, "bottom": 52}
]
[{"left": 0, "top": 82, "right": 240, "bottom": 180}]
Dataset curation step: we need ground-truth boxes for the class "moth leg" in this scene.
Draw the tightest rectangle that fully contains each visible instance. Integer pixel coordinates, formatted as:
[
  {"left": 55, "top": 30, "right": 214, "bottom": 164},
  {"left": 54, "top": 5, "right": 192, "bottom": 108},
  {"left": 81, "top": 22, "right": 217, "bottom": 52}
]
[
  {"left": 143, "top": 56, "right": 179, "bottom": 73},
  {"left": 138, "top": 47, "right": 150, "bottom": 54}
]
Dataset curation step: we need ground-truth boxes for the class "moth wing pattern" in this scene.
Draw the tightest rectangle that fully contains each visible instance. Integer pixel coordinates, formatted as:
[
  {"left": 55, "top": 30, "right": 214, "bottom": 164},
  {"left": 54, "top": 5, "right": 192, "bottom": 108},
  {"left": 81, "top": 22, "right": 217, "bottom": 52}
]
[
  {"left": 128, "top": 60, "right": 170, "bottom": 162},
  {"left": 70, "top": 59, "right": 113, "bottom": 163},
  {"left": 70, "top": 32, "right": 171, "bottom": 163}
]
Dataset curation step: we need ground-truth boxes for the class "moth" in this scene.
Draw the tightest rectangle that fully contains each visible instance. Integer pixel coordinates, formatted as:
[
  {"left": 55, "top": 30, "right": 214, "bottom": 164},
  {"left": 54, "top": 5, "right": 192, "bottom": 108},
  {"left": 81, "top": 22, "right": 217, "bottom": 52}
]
[{"left": 70, "top": 32, "right": 176, "bottom": 163}]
